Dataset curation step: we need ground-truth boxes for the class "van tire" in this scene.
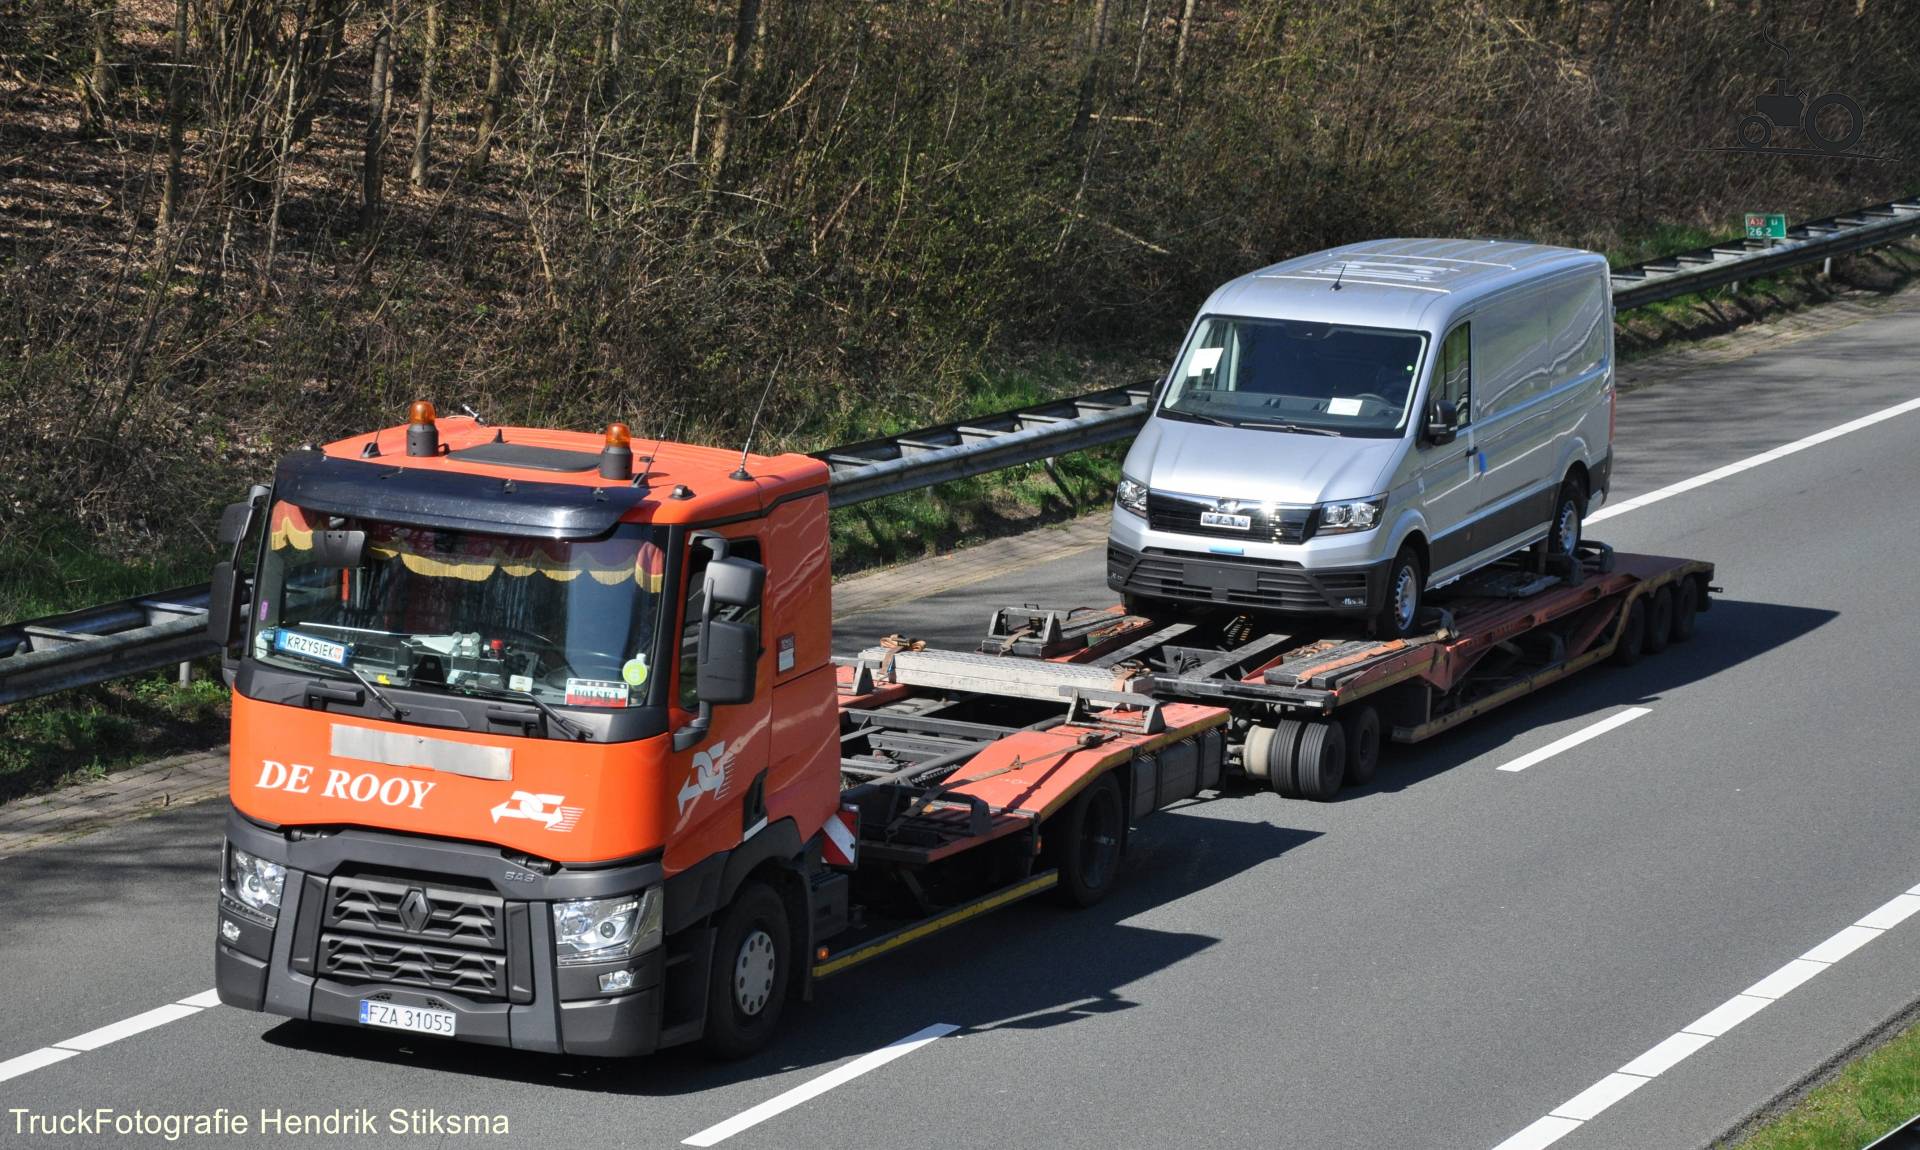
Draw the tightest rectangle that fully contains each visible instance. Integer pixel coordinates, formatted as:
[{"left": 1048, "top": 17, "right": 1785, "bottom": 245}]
[
  {"left": 701, "top": 881, "right": 791, "bottom": 1060},
  {"left": 1548, "top": 477, "right": 1587, "bottom": 557},
  {"left": 1373, "top": 547, "right": 1424, "bottom": 639},
  {"left": 1644, "top": 587, "right": 1674, "bottom": 654},
  {"left": 1611, "top": 599, "right": 1648, "bottom": 667}
]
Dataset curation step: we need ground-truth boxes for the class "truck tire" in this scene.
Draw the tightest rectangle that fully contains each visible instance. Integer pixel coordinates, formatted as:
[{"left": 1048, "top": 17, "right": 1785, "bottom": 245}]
[
  {"left": 1257, "top": 719, "right": 1306, "bottom": 797},
  {"left": 1372, "top": 546, "right": 1425, "bottom": 639},
  {"left": 1051, "top": 772, "right": 1124, "bottom": 907},
  {"left": 1670, "top": 578, "right": 1700, "bottom": 642},
  {"left": 1291, "top": 721, "right": 1347, "bottom": 801},
  {"left": 1548, "top": 476, "right": 1586, "bottom": 557},
  {"left": 700, "top": 881, "right": 791, "bottom": 1059},
  {"left": 1611, "top": 598, "right": 1647, "bottom": 667},
  {"left": 1340, "top": 705, "right": 1382, "bottom": 788},
  {"left": 1644, "top": 587, "right": 1674, "bottom": 655}
]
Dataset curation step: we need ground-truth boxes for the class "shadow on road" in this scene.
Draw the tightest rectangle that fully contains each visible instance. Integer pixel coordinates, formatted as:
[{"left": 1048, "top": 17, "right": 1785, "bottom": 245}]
[{"left": 258, "top": 812, "right": 1320, "bottom": 1096}]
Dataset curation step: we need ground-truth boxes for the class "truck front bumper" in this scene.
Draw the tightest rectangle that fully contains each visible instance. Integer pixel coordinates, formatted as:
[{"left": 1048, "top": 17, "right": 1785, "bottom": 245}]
[{"left": 215, "top": 808, "right": 668, "bottom": 1058}]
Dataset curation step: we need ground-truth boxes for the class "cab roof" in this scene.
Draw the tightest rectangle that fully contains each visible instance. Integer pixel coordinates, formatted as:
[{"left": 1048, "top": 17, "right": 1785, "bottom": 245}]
[
  {"left": 305, "top": 415, "right": 827, "bottom": 530},
  {"left": 1199, "top": 238, "right": 1607, "bottom": 335}
]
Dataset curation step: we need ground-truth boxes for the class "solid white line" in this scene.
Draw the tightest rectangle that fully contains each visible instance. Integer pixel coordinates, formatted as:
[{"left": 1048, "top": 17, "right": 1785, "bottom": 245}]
[
  {"left": 53, "top": 1002, "right": 203, "bottom": 1052},
  {"left": 1588, "top": 395, "right": 1920, "bottom": 525},
  {"left": 1496, "top": 708, "right": 1651, "bottom": 773},
  {"left": 1550, "top": 1071, "right": 1651, "bottom": 1121},
  {"left": 177, "top": 988, "right": 223, "bottom": 1009},
  {"left": 0, "top": 1046, "right": 81, "bottom": 1084},
  {"left": 1490, "top": 874, "right": 1920, "bottom": 1149},
  {"left": 682, "top": 1023, "right": 959, "bottom": 1147}
]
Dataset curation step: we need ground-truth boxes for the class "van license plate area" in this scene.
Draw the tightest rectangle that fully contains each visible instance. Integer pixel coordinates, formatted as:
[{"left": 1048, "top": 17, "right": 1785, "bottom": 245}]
[{"left": 1200, "top": 511, "right": 1251, "bottom": 530}]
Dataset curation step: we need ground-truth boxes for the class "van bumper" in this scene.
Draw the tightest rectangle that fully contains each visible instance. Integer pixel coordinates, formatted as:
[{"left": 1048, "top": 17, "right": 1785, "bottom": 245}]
[{"left": 1107, "top": 539, "right": 1389, "bottom": 616}]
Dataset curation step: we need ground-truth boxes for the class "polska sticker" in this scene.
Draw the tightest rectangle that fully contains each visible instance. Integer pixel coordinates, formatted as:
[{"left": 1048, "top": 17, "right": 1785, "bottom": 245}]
[{"left": 564, "top": 677, "right": 629, "bottom": 707}]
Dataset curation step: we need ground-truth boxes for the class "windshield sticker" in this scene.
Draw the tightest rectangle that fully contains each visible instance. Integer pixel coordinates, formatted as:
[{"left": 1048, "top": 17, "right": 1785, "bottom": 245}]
[
  {"left": 1187, "top": 346, "right": 1223, "bottom": 375},
  {"left": 1326, "top": 397, "right": 1363, "bottom": 417},
  {"left": 564, "top": 677, "right": 630, "bottom": 707},
  {"left": 621, "top": 656, "right": 650, "bottom": 687},
  {"left": 272, "top": 629, "right": 350, "bottom": 666},
  {"left": 508, "top": 674, "right": 534, "bottom": 693}
]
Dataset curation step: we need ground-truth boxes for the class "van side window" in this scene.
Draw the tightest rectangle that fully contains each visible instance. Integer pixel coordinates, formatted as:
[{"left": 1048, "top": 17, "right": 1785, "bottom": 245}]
[
  {"left": 1435, "top": 324, "right": 1471, "bottom": 427},
  {"left": 679, "top": 537, "right": 763, "bottom": 711}
]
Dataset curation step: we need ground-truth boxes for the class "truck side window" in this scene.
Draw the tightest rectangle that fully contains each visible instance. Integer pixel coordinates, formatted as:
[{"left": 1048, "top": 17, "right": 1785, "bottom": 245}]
[
  {"left": 1436, "top": 323, "right": 1471, "bottom": 428},
  {"left": 679, "top": 537, "right": 762, "bottom": 711}
]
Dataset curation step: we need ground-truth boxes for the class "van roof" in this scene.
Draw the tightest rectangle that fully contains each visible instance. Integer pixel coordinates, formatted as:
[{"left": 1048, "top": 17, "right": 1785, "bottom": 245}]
[{"left": 1200, "top": 239, "right": 1606, "bottom": 334}]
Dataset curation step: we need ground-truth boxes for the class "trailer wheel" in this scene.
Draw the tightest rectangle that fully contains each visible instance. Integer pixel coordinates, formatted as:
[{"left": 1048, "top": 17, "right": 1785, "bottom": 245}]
[
  {"left": 1644, "top": 587, "right": 1674, "bottom": 655},
  {"left": 1670, "top": 578, "right": 1700, "bottom": 642},
  {"left": 1611, "top": 599, "right": 1648, "bottom": 667},
  {"left": 1050, "top": 772, "right": 1124, "bottom": 907},
  {"left": 1292, "top": 721, "right": 1347, "bottom": 801},
  {"left": 701, "top": 881, "right": 791, "bottom": 1059},
  {"left": 1340, "top": 705, "right": 1382, "bottom": 788}
]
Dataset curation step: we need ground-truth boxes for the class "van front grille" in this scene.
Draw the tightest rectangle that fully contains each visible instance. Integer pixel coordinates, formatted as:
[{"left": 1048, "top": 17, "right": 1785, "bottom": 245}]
[{"left": 1146, "top": 494, "right": 1314, "bottom": 544}]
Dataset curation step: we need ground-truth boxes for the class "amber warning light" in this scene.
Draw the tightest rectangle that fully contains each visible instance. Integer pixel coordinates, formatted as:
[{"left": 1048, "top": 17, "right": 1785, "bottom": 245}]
[
  {"left": 600, "top": 422, "right": 634, "bottom": 480},
  {"left": 406, "top": 400, "right": 440, "bottom": 457}
]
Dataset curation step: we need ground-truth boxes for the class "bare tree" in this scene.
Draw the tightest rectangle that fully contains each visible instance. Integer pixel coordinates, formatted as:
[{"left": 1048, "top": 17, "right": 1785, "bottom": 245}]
[
  {"left": 83, "top": 1, "right": 116, "bottom": 129},
  {"left": 1173, "top": 0, "right": 1198, "bottom": 94},
  {"left": 363, "top": 4, "right": 393, "bottom": 229},
  {"left": 155, "top": 0, "right": 189, "bottom": 244},
  {"left": 703, "top": 0, "right": 765, "bottom": 183},
  {"left": 411, "top": 0, "right": 441, "bottom": 187},
  {"left": 470, "top": 0, "right": 513, "bottom": 175}
]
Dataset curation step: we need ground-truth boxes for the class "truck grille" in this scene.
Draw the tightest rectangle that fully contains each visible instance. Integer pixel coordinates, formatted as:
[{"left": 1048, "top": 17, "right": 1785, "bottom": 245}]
[
  {"left": 1146, "top": 493, "right": 1314, "bottom": 544},
  {"left": 1112, "top": 547, "right": 1370, "bottom": 612},
  {"left": 318, "top": 875, "right": 512, "bottom": 1001},
  {"left": 319, "top": 934, "right": 504, "bottom": 998}
]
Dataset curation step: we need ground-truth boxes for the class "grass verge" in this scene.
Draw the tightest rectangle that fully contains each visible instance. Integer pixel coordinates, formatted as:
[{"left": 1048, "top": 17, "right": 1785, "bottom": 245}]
[
  {"left": 1727, "top": 1019, "right": 1920, "bottom": 1149},
  {"left": 0, "top": 668, "right": 230, "bottom": 805}
]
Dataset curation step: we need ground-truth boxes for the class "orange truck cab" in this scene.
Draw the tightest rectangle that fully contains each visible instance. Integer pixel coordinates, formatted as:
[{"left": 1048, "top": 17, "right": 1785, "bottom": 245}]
[{"left": 210, "top": 405, "right": 844, "bottom": 1057}]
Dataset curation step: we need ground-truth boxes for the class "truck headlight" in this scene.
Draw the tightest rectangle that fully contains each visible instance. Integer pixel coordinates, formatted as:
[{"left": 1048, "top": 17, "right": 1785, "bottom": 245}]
[
  {"left": 226, "top": 845, "right": 285, "bottom": 914},
  {"left": 553, "top": 889, "right": 663, "bottom": 966},
  {"left": 1315, "top": 496, "right": 1386, "bottom": 535},
  {"left": 1115, "top": 475, "right": 1149, "bottom": 519}
]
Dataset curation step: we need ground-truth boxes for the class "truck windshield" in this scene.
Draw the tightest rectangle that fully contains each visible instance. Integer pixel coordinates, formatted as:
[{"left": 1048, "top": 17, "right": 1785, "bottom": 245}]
[
  {"left": 249, "top": 502, "right": 666, "bottom": 709},
  {"left": 1159, "top": 316, "right": 1427, "bottom": 437}
]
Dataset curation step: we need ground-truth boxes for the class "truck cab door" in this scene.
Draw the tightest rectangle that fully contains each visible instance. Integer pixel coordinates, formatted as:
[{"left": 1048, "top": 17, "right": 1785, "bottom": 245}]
[{"left": 663, "top": 532, "right": 773, "bottom": 872}]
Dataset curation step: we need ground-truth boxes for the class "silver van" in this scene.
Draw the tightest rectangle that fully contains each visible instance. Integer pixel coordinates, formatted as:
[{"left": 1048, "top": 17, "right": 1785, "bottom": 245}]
[{"left": 1108, "top": 239, "right": 1614, "bottom": 637}]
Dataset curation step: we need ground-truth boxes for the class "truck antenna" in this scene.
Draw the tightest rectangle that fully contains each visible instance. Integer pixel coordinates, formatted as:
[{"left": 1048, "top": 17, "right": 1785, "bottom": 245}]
[
  {"left": 731, "top": 355, "right": 783, "bottom": 482},
  {"left": 633, "top": 409, "right": 679, "bottom": 490}
]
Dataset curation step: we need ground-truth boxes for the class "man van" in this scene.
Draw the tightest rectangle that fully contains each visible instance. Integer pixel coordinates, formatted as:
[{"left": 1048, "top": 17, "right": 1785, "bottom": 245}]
[{"left": 1108, "top": 239, "right": 1615, "bottom": 637}]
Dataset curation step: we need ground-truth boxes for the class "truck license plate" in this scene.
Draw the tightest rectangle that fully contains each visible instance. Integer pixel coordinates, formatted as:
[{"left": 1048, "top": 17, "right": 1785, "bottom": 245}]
[
  {"left": 358, "top": 1000, "right": 456, "bottom": 1036},
  {"left": 1200, "top": 511, "right": 1252, "bottom": 530}
]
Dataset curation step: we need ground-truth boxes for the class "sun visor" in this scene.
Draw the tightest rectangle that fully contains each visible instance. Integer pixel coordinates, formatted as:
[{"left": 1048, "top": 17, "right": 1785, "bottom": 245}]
[{"left": 271, "top": 451, "right": 651, "bottom": 540}]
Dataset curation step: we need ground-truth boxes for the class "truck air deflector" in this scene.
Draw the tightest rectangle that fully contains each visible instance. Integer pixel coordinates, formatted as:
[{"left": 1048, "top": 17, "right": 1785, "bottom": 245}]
[{"left": 273, "top": 452, "right": 650, "bottom": 539}]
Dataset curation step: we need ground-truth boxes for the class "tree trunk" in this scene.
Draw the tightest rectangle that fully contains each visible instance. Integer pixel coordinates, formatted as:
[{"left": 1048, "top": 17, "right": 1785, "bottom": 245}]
[
  {"left": 1172, "top": 0, "right": 1197, "bottom": 95},
  {"left": 704, "top": 0, "right": 764, "bottom": 183},
  {"left": 363, "top": 9, "right": 392, "bottom": 230},
  {"left": 1069, "top": 0, "right": 1110, "bottom": 145},
  {"left": 85, "top": 2, "right": 116, "bottom": 127},
  {"left": 471, "top": 0, "right": 514, "bottom": 175},
  {"left": 155, "top": 0, "right": 189, "bottom": 244},
  {"left": 410, "top": 0, "right": 439, "bottom": 188},
  {"left": 1131, "top": 0, "right": 1155, "bottom": 85}
]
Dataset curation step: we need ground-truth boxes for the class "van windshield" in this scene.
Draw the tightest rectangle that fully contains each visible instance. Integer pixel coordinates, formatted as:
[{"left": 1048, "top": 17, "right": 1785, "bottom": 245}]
[{"left": 1159, "top": 316, "right": 1427, "bottom": 437}]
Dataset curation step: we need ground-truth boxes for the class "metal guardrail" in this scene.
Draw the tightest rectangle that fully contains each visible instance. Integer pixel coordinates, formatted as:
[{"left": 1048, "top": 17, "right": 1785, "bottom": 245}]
[{"left": 2, "top": 192, "right": 1915, "bottom": 707}]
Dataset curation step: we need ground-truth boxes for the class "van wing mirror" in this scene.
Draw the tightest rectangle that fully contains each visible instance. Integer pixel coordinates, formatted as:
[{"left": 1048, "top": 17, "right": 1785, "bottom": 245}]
[
  {"left": 1426, "top": 399, "right": 1458, "bottom": 446},
  {"left": 695, "top": 617, "right": 758, "bottom": 705}
]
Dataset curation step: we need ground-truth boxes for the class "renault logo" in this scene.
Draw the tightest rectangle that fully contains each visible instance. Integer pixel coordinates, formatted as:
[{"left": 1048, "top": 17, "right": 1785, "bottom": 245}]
[{"left": 398, "top": 888, "right": 432, "bottom": 933}]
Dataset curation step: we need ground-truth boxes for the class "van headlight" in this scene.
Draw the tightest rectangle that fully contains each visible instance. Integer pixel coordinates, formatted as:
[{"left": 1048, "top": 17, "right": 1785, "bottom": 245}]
[
  {"left": 1115, "top": 475, "right": 1149, "bottom": 518},
  {"left": 553, "top": 889, "right": 664, "bottom": 965},
  {"left": 1314, "top": 496, "right": 1386, "bottom": 535}
]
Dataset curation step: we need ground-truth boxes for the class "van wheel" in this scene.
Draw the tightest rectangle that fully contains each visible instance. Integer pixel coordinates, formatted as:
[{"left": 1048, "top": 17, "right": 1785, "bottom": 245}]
[
  {"left": 1644, "top": 587, "right": 1674, "bottom": 655},
  {"left": 701, "top": 881, "right": 791, "bottom": 1060},
  {"left": 1372, "top": 547, "right": 1424, "bottom": 639},
  {"left": 1048, "top": 773, "right": 1124, "bottom": 907},
  {"left": 1548, "top": 477, "right": 1587, "bottom": 557}
]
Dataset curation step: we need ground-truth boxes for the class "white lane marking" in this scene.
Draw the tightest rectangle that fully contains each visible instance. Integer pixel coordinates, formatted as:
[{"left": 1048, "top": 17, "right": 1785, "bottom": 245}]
[
  {"left": 0, "top": 989, "right": 219, "bottom": 1083},
  {"left": 1496, "top": 708, "right": 1651, "bottom": 773},
  {"left": 0, "top": 1046, "right": 80, "bottom": 1084},
  {"left": 682, "top": 1023, "right": 959, "bottom": 1147},
  {"left": 1488, "top": 876, "right": 1920, "bottom": 1149},
  {"left": 1550, "top": 1071, "right": 1652, "bottom": 1121},
  {"left": 1589, "top": 395, "right": 1920, "bottom": 525}
]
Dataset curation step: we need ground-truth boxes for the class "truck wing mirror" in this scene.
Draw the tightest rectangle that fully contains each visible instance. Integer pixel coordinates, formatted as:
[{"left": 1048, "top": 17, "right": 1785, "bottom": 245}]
[
  {"left": 207, "top": 560, "right": 246, "bottom": 648},
  {"left": 705, "top": 555, "right": 764, "bottom": 610},
  {"left": 695, "top": 617, "right": 758, "bottom": 706},
  {"left": 1426, "top": 399, "right": 1458, "bottom": 446}
]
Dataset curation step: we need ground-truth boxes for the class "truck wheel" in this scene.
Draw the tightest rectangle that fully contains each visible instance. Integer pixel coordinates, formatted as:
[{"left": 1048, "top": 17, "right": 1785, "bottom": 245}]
[
  {"left": 1644, "top": 587, "right": 1674, "bottom": 655},
  {"left": 1049, "top": 772, "right": 1124, "bottom": 907},
  {"left": 701, "top": 881, "right": 791, "bottom": 1059},
  {"left": 1372, "top": 547, "right": 1424, "bottom": 639},
  {"left": 1548, "top": 477, "right": 1586, "bottom": 557},
  {"left": 1291, "top": 721, "right": 1347, "bottom": 801},
  {"left": 1670, "top": 578, "right": 1700, "bottom": 642},
  {"left": 1340, "top": 705, "right": 1382, "bottom": 788},
  {"left": 1611, "top": 599, "right": 1647, "bottom": 667}
]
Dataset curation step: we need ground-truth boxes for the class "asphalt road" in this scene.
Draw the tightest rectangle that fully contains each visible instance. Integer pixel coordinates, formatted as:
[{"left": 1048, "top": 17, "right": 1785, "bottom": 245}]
[{"left": 5, "top": 300, "right": 1920, "bottom": 1150}]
